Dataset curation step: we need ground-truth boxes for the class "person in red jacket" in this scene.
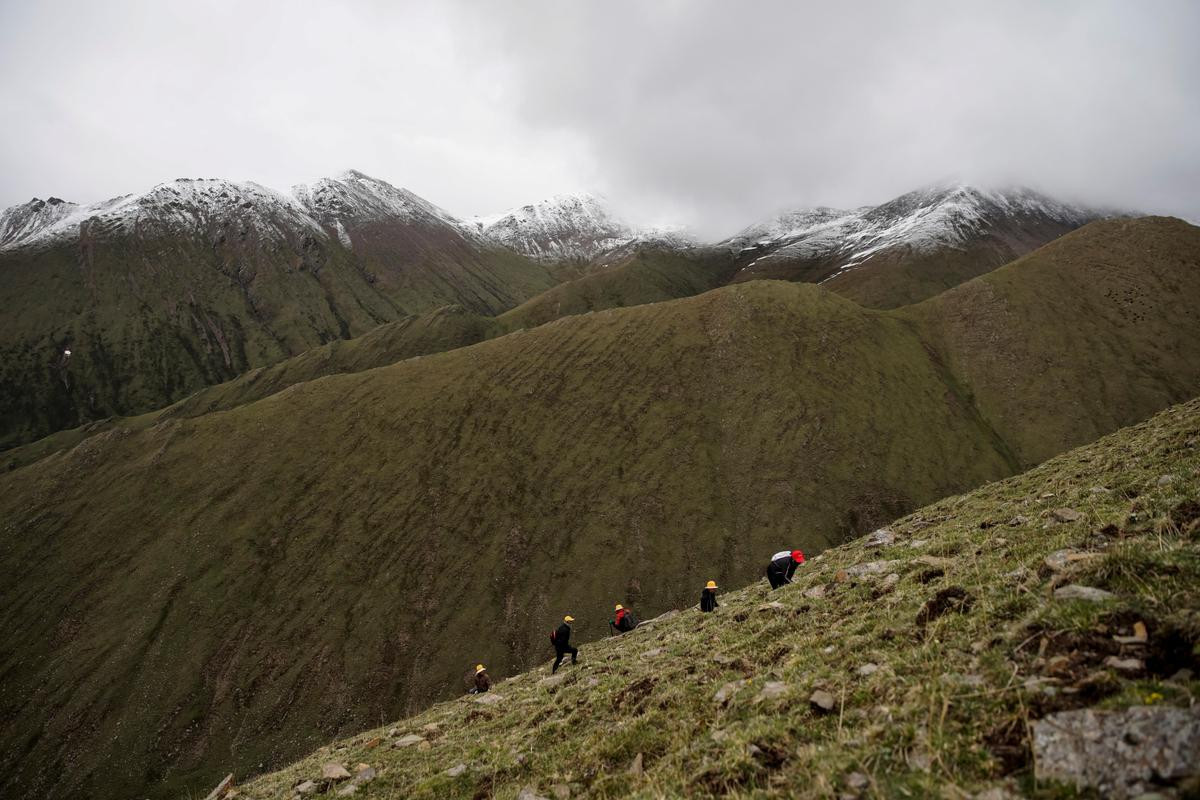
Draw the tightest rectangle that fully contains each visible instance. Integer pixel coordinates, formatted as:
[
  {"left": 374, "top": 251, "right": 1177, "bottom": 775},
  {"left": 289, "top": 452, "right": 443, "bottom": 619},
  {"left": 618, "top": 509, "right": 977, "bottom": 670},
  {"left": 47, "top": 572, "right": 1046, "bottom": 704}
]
[
  {"left": 767, "top": 549, "right": 805, "bottom": 589},
  {"left": 610, "top": 604, "right": 638, "bottom": 634}
]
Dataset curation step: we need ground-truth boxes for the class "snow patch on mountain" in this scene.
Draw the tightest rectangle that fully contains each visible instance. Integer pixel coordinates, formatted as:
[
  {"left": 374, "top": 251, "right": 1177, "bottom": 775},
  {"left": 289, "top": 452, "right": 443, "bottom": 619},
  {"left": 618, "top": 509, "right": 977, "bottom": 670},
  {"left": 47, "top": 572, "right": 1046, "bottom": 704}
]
[
  {"left": 0, "top": 197, "right": 80, "bottom": 249},
  {"left": 726, "top": 182, "right": 1105, "bottom": 281},
  {"left": 290, "top": 170, "right": 468, "bottom": 235},
  {"left": 470, "top": 193, "right": 693, "bottom": 263}
]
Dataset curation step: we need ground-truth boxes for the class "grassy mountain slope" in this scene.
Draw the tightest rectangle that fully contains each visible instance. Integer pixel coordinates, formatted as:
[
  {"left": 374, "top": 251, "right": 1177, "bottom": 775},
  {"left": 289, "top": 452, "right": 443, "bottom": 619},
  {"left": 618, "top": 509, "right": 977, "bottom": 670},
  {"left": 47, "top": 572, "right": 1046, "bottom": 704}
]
[
  {"left": 905, "top": 217, "right": 1200, "bottom": 466},
  {"left": 0, "top": 282, "right": 1019, "bottom": 800},
  {"left": 1, "top": 217, "right": 1198, "bottom": 799},
  {"left": 239, "top": 397, "right": 1200, "bottom": 800},
  {"left": 496, "top": 247, "right": 739, "bottom": 331},
  {"left": 0, "top": 225, "right": 554, "bottom": 450}
]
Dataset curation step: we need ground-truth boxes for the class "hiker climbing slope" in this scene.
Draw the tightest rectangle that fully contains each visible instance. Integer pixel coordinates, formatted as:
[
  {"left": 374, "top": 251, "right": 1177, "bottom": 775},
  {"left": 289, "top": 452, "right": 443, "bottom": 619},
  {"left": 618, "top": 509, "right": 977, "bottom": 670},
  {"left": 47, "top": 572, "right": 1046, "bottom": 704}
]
[
  {"left": 700, "top": 580, "right": 719, "bottom": 612},
  {"left": 469, "top": 664, "right": 491, "bottom": 694},
  {"left": 610, "top": 604, "right": 638, "bottom": 634},
  {"left": 550, "top": 615, "right": 579, "bottom": 673},
  {"left": 766, "top": 549, "right": 805, "bottom": 589}
]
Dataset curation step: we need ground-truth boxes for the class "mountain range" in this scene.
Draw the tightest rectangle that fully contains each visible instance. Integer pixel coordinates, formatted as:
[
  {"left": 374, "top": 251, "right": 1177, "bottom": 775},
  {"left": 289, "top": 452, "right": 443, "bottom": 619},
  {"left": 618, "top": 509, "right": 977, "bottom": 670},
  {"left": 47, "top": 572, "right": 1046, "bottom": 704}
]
[
  {"left": 0, "top": 173, "right": 1113, "bottom": 450},
  {"left": 1, "top": 191, "right": 1197, "bottom": 799}
]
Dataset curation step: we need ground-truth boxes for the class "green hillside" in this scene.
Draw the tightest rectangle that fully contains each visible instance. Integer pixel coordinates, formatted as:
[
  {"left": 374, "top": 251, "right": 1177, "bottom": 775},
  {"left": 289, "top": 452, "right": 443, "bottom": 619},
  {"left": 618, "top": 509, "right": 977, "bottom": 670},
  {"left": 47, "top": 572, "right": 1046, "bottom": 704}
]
[
  {"left": 1, "top": 217, "right": 1198, "bottom": 799},
  {"left": 237, "top": 396, "right": 1200, "bottom": 799},
  {"left": 0, "top": 227, "right": 554, "bottom": 450}
]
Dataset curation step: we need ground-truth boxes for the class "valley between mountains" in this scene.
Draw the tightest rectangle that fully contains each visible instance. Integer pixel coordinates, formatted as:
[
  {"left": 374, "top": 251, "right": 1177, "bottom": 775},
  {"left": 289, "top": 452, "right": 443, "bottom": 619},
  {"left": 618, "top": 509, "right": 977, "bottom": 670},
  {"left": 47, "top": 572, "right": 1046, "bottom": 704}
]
[{"left": 0, "top": 173, "right": 1197, "bottom": 800}]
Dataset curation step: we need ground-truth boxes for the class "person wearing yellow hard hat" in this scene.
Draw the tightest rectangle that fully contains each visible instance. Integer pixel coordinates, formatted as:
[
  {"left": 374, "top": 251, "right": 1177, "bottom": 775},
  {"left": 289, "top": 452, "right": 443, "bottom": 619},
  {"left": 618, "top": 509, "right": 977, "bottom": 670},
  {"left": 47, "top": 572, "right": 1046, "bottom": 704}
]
[
  {"left": 609, "top": 603, "right": 639, "bottom": 635},
  {"left": 468, "top": 663, "right": 491, "bottom": 694},
  {"left": 700, "top": 580, "right": 720, "bottom": 613},
  {"left": 550, "top": 615, "right": 578, "bottom": 673}
]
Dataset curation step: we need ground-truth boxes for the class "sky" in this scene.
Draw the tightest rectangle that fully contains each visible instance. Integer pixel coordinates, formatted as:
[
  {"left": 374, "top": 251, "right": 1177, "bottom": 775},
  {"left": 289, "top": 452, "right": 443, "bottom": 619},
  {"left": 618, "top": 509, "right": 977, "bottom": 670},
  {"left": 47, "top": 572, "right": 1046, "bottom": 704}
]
[{"left": 1, "top": 0, "right": 1197, "bottom": 238}]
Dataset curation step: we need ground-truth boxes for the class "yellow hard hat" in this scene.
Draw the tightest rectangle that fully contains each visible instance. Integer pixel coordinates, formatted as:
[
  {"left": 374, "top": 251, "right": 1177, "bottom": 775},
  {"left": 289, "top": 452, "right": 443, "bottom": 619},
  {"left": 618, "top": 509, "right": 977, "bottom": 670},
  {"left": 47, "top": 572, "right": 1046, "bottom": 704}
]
[
  {"left": 615, "top": 604, "right": 624, "bottom": 611},
  {"left": 564, "top": 615, "right": 575, "bottom": 623},
  {"left": 706, "top": 580, "right": 718, "bottom": 589},
  {"left": 475, "top": 664, "right": 486, "bottom": 674}
]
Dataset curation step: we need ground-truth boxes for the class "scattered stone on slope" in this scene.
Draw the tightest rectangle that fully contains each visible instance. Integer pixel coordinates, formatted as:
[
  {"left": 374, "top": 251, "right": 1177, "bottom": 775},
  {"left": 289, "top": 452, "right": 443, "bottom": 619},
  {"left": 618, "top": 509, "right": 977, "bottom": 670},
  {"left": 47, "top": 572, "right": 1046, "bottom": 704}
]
[
  {"left": 1007, "top": 515, "right": 1030, "bottom": 526},
  {"left": 202, "top": 773, "right": 235, "bottom": 800},
  {"left": 393, "top": 734, "right": 425, "bottom": 748},
  {"left": 754, "top": 681, "right": 789, "bottom": 703},
  {"left": 714, "top": 679, "right": 749, "bottom": 705},
  {"left": 421, "top": 722, "right": 442, "bottom": 738},
  {"left": 628, "top": 752, "right": 644, "bottom": 775},
  {"left": 352, "top": 764, "right": 375, "bottom": 785},
  {"left": 1049, "top": 507, "right": 1084, "bottom": 523},
  {"left": 517, "top": 787, "right": 550, "bottom": 800},
  {"left": 446, "top": 763, "right": 468, "bottom": 778},
  {"left": 846, "top": 560, "right": 901, "bottom": 577},
  {"left": 417, "top": 740, "right": 432, "bottom": 751},
  {"left": 335, "top": 785, "right": 357, "bottom": 797},
  {"left": 1032, "top": 705, "right": 1200, "bottom": 798},
  {"left": 295, "top": 780, "right": 317, "bottom": 795},
  {"left": 551, "top": 784, "right": 571, "bottom": 799},
  {"left": 881, "top": 573, "right": 900, "bottom": 590},
  {"left": 857, "top": 663, "right": 880, "bottom": 677},
  {"left": 1157, "top": 474, "right": 1177, "bottom": 486},
  {"left": 914, "top": 555, "right": 954, "bottom": 569},
  {"left": 643, "top": 647, "right": 666, "bottom": 658},
  {"left": 810, "top": 689, "right": 837, "bottom": 713},
  {"left": 864, "top": 528, "right": 896, "bottom": 547},
  {"left": 473, "top": 691, "right": 504, "bottom": 704},
  {"left": 321, "top": 763, "right": 351, "bottom": 782},
  {"left": 909, "top": 539, "right": 930, "bottom": 548},
  {"left": 539, "top": 674, "right": 566, "bottom": 689},
  {"left": 846, "top": 772, "right": 869, "bottom": 790},
  {"left": 1103, "top": 656, "right": 1144, "bottom": 673},
  {"left": 804, "top": 584, "right": 827, "bottom": 599},
  {"left": 1044, "top": 549, "right": 1103, "bottom": 572},
  {"left": 757, "top": 601, "right": 786, "bottom": 612},
  {"left": 1054, "top": 585, "right": 1115, "bottom": 602}
]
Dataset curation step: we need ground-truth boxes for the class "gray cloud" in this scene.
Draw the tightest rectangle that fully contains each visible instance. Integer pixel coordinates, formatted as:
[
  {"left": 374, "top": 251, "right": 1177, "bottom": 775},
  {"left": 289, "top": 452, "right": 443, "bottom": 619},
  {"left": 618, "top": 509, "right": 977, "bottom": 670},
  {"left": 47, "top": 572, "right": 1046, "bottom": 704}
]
[{"left": 3, "top": 1, "right": 1198, "bottom": 237}]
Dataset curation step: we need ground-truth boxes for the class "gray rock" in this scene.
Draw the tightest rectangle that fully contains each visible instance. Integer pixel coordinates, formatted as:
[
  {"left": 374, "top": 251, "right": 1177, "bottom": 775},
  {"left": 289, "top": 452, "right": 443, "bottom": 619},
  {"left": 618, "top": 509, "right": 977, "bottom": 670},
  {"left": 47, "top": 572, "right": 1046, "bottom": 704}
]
[
  {"left": 295, "top": 780, "right": 318, "bottom": 795},
  {"left": 1103, "top": 656, "right": 1144, "bottom": 672},
  {"left": 845, "top": 560, "right": 901, "bottom": 577},
  {"left": 864, "top": 528, "right": 896, "bottom": 548},
  {"left": 202, "top": 774, "right": 235, "bottom": 800},
  {"left": 846, "top": 771, "right": 869, "bottom": 790},
  {"left": 585, "top": 677, "right": 600, "bottom": 688},
  {"left": 881, "top": 573, "right": 900, "bottom": 589},
  {"left": 628, "top": 752, "right": 643, "bottom": 775},
  {"left": 754, "top": 681, "right": 789, "bottom": 702},
  {"left": 810, "top": 688, "right": 837, "bottom": 712},
  {"left": 1032, "top": 705, "right": 1200, "bottom": 798},
  {"left": 908, "top": 538, "right": 930, "bottom": 548},
  {"left": 352, "top": 766, "right": 376, "bottom": 785},
  {"left": 321, "top": 763, "right": 351, "bottom": 781},
  {"left": 1050, "top": 507, "right": 1084, "bottom": 523},
  {"left": 857, "top": 663, "right": 880, "bottom": 677},
  {"left": 1157, "top": 474, "right": 1176, "bottom": 486},
  {"left": 539, "top": 674, "right": 566, "bottom": 688},
  {"left": 643, "top": 647, "right": 666, "bottom": 658},
  {"left": 1007, "top": 515, "right": 1031, "bottom": 526},
  {"left": 336, "top": 785, "right": 357, "bottom": 797},
  {"left": 757, "top": 601, "right": 786, "bottom": 612},
  {"left": 551, "top": 784, "right": 571, "bottom": 799},
  {"left": 804, "top": 584, "right": 827, "bottom": 599},
  {"left": 393, "top": 734, "right": 425, "bottom": 748},
  {"left": 473, "top": 691, "right": 504, "bottom": 704},
  {"left": 517, "top": 787, "right": 550, "bottom": 800},
  {"left": 446, "top": 763, "right": 469, "bottom": 778},
  {"left": 714, "top": 679, "right": 749, "bottom": 705},
  {"left": 1054, "top": 584, "right": 1115, "bottom": 602}
]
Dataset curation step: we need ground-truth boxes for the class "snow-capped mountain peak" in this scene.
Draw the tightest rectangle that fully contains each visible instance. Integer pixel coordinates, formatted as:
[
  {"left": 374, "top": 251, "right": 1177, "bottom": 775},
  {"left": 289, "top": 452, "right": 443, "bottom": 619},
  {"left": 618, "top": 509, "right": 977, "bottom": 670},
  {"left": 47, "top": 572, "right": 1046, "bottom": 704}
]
[
  {"left": 289, "top": 170, "right": 463, "bottom": 230},
  {"left": 0, "top": 196, "right": 80, "bottom": 249}
]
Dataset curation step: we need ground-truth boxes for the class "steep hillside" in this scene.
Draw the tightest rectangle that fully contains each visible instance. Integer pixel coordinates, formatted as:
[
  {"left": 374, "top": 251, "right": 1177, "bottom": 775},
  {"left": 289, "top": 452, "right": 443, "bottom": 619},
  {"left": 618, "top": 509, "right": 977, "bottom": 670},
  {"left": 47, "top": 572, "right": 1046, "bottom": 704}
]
[
  {"left": 0, "top": 173, "right": 556, "bottom": 449},
  {"left": 2, "top": 211, "right": 1200, "bottom": 799},
  {"left": 905, "top": 216, "right": 1200, "bottom": 466},
  {"left": 238, "top": 397, "right": 1200, "bottom": 799},
  {"left": 726, "top": 183, "right": 1106, "bottom": 309}
]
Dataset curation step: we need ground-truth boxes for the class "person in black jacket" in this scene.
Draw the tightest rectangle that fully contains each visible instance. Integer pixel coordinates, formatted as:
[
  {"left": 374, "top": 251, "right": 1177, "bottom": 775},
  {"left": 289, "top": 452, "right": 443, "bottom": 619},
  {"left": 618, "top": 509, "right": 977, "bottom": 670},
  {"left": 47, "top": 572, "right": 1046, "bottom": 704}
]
[
  {"left": 469, "top": 664, "right": 491, "bottom": 694},
  {"left": 700, "top": 580, "right": 719, "bottom": 612},
  {"left": 551, "top": 615, "right": 578, "bottom": 673},
  {"left": 766, "top": 549, "right": 805, "bottom": 589}
]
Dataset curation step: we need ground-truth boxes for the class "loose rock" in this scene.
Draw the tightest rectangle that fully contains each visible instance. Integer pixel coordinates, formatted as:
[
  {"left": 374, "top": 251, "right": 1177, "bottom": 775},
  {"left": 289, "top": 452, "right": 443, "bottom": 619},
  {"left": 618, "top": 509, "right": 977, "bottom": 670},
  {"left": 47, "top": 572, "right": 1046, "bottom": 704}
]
[
  {"left": 628, "top": 752, "right": 643, "bottom": 775},
  {"left": 1103, "top": 656, "right": 1144, "bottom": 672},
  {"left": 1054, "top": 584, "right": 1115, "bottom": 602},
  {"left": 857, "top": 663, "right": 880, "bottom": 677},
  {"left": 714, "top": 679, "right": 749, "bottom": 705},
  {"left": 393, "top": 734, "right": 424, "bottom": 748},
  {"left": 864, "top": 528, "right": 895, "bottom": 548},
  {"left": 539, "top": 674, "right": 566, "bottom": 688},
  {"left": 445, "top": 763, "right": 468, "bottom": 778},
  {"left": 1050, "top": 507, "right": 1084, "bottom": 523},
  {"left": 846, "top": 772, "right": 869, "bottom": 790},
  {"left": 881, "top": 573, "right": 900, "bottom": 589},
  {"left": 810, "top": 688, "right": 837, "bottom": 713},
  {"left": 517, "top": 787, "right": 550, "bottom": 800},
  {"left": 1157, "top": 474, "right": 1176, "bottom": 486},
  {"left": 846, "top": 560, "right": 901, "bottom": 577},
  {"left": 295, "top": 780, "right": 317, "bottom": 796},
  {"left": 321, "top": 764, "right": 351, "bottom": 782},
  {"left": 473, "top": 692, "right": 504, "bottom": 705},
  {"left": 754, "top": 681, "right": 789, "bottom": 703},
  {"left": 335, "top": 786, "right": 357, "bottom": 797},
  {"left": 551, "top": 785, "right": 571, "bottom": 800},
  {"left": 757, "top": 601, "right": 786, "bottom": 612},
  {"left": 1032, "top": 705, "right": 1200, "bottom": 798},
  {"left": 804, "top": 584, "right": 827, "bottom": 599}
]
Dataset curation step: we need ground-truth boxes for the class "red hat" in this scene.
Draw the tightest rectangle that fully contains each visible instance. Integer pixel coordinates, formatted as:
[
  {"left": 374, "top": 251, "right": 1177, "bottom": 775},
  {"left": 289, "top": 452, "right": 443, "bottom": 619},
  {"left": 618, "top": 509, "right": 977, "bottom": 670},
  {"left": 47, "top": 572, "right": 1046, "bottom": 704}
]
[{"left": 791, "top": 549, "right": 805, "bottom": 563}]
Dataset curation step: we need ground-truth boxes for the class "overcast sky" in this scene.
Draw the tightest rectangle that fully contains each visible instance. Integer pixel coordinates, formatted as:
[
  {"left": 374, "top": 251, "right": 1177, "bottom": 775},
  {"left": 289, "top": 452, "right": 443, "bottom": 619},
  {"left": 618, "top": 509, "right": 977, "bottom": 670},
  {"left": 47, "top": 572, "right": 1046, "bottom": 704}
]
[{"left": 1, "top": 0, "right": 1197, "bottom": 237}]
